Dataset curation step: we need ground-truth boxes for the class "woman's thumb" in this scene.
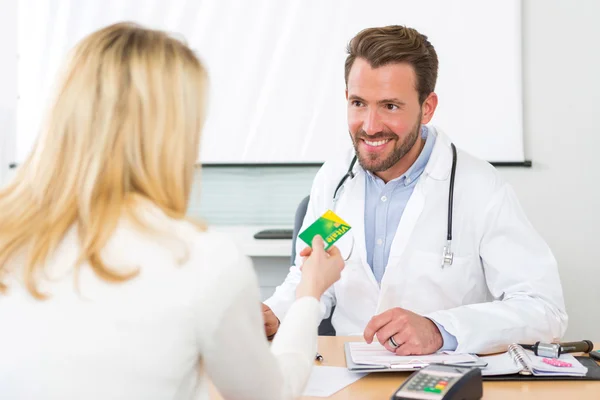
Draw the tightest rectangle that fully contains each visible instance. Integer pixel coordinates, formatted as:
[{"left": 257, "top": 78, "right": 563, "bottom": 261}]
[{"left": 311, "top": 235, "right": 325, "bottom": 252}]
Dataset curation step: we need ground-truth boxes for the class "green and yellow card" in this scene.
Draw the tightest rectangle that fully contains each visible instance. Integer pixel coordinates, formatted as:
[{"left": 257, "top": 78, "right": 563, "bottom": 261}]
[{"left": 298, "top": 210, "right": 352, "bottom": 250}]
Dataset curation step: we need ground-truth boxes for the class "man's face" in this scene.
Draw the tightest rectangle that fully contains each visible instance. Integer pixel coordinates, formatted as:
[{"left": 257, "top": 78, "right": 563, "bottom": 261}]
[{"left": 346, "top": 58, "right": 435, "bottom": 174}]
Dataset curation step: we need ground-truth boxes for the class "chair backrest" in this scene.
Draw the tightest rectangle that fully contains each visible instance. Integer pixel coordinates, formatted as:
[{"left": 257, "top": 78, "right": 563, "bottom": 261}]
[
  {"left": 290, "top": 195, "right": 336, "bottom": 336},
  {"left": 290, "top": 195, "right": 310, "bottom": 266}
]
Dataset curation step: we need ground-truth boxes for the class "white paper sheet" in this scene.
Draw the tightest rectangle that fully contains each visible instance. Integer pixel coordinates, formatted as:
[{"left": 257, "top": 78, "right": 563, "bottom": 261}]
[{"left": 302, "top": 366, "right": 368, "bottom": 397}]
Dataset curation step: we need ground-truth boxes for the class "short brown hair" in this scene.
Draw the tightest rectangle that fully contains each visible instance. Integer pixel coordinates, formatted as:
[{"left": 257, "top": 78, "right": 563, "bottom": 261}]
[{"left": 345, "top": 25, "right": 438, "bottom": 104}]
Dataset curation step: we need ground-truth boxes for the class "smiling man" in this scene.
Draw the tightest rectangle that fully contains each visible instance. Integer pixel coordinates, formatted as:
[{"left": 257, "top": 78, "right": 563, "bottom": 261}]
[{"left": 262, "top": 25, "right": 567, "bottom": 355}]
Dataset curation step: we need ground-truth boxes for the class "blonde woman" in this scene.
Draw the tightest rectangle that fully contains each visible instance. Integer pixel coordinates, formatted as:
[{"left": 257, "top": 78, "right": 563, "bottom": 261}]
[{"left": 0, "top": 23, "right": 344, "bottom": 400}]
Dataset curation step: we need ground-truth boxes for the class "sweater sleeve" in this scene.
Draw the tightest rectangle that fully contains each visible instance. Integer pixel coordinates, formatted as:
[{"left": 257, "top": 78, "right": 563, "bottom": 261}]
[{"left": 198, "top": 251, "right": 321, "bottom": 400}]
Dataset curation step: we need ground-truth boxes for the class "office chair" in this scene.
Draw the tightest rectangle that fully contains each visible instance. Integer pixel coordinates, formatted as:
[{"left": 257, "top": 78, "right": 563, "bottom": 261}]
[{"left": 291, "top": 195, "right": 336, "bottom": 336}]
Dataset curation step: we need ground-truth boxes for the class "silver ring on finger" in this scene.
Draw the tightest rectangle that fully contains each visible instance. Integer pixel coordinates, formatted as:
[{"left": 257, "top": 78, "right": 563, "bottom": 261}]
[{"left": 389, "top": 335, "right": 400, "bottom": 349}]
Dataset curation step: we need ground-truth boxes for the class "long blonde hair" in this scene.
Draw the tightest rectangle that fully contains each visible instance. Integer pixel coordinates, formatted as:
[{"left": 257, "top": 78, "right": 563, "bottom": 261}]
[{"left": 0, "top": 22, "right": 207, "bottom": 298}]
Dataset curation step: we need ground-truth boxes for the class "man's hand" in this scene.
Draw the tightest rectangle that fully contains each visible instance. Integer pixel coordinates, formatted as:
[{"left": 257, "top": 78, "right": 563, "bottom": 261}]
[
  {"left": 262, "top": 303, "right": 280, "bottom": 339},
  {"left": 363, "top": 308, "right": 443, "bottom": 355}
]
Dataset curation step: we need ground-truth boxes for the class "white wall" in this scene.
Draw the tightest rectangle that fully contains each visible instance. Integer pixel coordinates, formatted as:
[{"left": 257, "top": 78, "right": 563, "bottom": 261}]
[
  {"left": 15, "top": 0, "right": 525, "bottom": 164},
  {"left": 0, "top": 0, "right": 17, "bottom": 186},
  {"left": 497, "top": 0, "right": 600, "bottom": 341}
]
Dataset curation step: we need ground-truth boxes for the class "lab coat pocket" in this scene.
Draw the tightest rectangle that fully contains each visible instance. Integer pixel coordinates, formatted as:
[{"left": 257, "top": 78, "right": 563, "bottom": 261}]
[
  {"left": 336, "top": 237, "right": 375, "bottom": 292},
  {"left": 337, "top": 246, "right": 363, "bottom": 287},
  {"left": 336, "top": 255, "right": 379, "bottom": 321},
  {"left": 394, "top": 250, "right": 482, "bottom": 314}
]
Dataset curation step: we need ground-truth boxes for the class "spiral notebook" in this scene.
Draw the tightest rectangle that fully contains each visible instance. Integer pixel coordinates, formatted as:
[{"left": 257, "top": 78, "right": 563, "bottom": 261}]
[{"left": 480, "top": 344, "right": 588, "bottom": 377}]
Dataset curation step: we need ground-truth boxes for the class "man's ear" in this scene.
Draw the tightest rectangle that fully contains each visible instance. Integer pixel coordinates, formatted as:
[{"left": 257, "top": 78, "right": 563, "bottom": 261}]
[{"left": 420, "top": 92, "right": 438, "bottom": 124}]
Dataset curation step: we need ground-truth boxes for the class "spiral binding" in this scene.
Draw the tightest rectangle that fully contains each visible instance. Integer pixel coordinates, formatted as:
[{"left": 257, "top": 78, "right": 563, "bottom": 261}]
[{"left": 508, "top": 344, "right": 532, "bottom": 375}]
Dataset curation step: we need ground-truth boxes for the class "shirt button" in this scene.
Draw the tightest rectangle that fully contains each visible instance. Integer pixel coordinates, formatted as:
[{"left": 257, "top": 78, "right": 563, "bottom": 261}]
[
  {"left": 377, "top": 239, "right": 383, "bottom": 245},
  {"left": 381, "top": 196, "right": 387, "bottom": 202}
]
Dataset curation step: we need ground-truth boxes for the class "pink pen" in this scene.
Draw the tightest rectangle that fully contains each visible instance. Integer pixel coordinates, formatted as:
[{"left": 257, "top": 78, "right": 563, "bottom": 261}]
[{"left": 543, "top": 358, "right": 572, "bottom": 367}]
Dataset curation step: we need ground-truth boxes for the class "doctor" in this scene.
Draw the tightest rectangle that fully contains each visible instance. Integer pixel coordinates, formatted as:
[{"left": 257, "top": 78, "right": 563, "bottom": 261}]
[{"left": 263, "top": 25, "right": 567, "bottom": 355}]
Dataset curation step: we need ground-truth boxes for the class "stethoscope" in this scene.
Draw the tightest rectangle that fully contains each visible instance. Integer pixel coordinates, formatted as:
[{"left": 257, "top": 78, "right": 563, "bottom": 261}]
[{"left": 332, "top": 143, "right": 458, "bottom": 268}]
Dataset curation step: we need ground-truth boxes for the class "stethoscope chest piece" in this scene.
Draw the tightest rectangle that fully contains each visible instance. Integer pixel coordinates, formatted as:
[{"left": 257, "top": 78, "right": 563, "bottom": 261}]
[{"left": 442, "top": 240, "right": 453, "bottom": 268}]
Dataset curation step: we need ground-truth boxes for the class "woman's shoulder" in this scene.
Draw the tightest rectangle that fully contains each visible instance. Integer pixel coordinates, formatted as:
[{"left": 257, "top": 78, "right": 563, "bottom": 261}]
[
  {"left": 123, "top": 203, "right": 255, "bottom": 282},
  {"left": 177, "top": 222, "right": 255, "bottom": 282}
]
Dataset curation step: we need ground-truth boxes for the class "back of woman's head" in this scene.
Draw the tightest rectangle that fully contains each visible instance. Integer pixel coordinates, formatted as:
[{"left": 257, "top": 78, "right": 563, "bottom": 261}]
[{"left": 0, "top": 22, "right": 208, "bottom": 298}]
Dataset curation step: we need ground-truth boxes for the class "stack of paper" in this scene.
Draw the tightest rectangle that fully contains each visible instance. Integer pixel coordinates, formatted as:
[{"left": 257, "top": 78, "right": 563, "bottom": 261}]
[{"left": 348, "top": 342, "right": 481, "bottom": 370}]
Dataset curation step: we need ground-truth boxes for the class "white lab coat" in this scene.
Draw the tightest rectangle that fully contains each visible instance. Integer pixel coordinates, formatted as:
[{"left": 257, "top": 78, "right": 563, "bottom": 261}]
[{"left": 265, "top": 127, "right": 567, "bottom": 354}]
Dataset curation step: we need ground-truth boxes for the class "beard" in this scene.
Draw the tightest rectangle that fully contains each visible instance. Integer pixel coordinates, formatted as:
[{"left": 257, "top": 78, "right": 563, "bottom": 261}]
[{"left": 350, "top": 117, "right": 421, "bottom": 173}]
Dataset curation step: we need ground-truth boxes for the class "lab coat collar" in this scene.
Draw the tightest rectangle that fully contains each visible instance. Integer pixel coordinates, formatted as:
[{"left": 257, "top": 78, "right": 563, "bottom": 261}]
[{"left": 423, "top": 125, "right": 453, "bottom": 181}]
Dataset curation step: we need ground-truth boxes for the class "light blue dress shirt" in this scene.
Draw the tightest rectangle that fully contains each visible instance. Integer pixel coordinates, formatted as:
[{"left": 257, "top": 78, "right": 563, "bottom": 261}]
[{"left": 364, "top": 126, "right": 458, "bottom": 351}]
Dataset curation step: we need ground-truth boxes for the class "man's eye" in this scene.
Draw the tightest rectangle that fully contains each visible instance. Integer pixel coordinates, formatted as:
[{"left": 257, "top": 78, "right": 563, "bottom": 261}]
[
  {"left": 351, "top": 100, "right": 363, "bottom": 107},
  {"left": 385, "top": 104, "right": 398, "bottom": 111}
]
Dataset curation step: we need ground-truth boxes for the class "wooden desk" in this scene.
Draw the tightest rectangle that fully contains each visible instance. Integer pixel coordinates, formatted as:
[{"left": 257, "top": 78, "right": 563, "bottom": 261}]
[{"left": 211, "top": 336, "right": 600, "bottom": 399}]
